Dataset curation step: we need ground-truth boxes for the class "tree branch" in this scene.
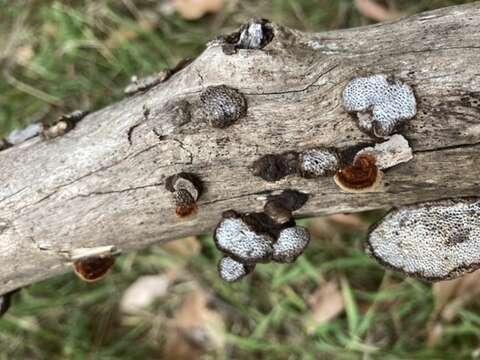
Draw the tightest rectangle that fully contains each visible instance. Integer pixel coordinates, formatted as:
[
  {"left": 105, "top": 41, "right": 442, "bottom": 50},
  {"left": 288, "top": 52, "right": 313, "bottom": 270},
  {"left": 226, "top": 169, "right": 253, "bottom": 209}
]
[{"left": 1, "top": 3, "right": 480, "bottom": 294}]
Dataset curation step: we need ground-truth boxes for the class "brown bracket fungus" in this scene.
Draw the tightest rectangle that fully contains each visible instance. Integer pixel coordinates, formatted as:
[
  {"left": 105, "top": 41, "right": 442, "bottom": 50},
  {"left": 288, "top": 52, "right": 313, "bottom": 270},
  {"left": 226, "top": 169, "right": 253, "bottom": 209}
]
[
  {"left": 218, "top": 256, "right": 255, "bottom": 283},
  {"left": 200, "top": 85, "right": 247, "bottom": 128},
  {"left": 366, "top": 198, "right": 480, "bottom": 281},
  {"left": 165, "top": 172, "right": 203, "bottom": 218},
  {"left": 71, "top": 245, "right": 120, "bottom": 283},
  {"left": 219, "top": 18, "right": 274, "bottom": 55},
  {"left": 264, "top": 189, "right": 309, "bottom": 225},
  {"left": 334, "top": 154, "right": 383, "bottom": 193},
  {"left": 42, "top": 110, "right": 89, "bottom": 140},
  {"left": 73, "top": 256, "right": 116, "bottom": 283},
  {"left": 343, "top": 74, "right": 417, "bottom": 138}
]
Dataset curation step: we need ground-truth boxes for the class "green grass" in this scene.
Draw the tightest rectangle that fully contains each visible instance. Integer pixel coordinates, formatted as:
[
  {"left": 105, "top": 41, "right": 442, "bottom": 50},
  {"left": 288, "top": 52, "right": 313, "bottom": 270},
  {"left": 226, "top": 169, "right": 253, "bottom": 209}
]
[{"left": 1, "top": 1, "right": 479, "bottom": 359}]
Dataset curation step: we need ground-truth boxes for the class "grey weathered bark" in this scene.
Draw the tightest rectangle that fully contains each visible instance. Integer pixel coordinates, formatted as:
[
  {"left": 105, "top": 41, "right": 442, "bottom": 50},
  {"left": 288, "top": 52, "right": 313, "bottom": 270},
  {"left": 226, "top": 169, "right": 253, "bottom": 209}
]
[{"left": 1, "top": 3, "right": 480, "bottom": 294}]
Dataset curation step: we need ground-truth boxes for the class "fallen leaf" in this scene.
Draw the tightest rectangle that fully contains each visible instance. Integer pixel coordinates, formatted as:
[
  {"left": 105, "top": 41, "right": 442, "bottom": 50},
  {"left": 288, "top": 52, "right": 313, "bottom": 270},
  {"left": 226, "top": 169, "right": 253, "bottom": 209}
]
[
  {"left": 174, "top": 0, "right": 224, "bottom": 20},
  {"left": 354, "top": 0, "right": 399, "bottom": 22},
  {"left": 428, "top": 271, "right": 480, "bottom": 346},
  {"left": 162, "top": 236, "right": 201, "bottom": 258},
  {"left": 120, "top": 275, "right": 171, "bottom": 314},
  {"left": 307, "top": 280, "right": 345, "bottom": 332},
  {"left": 165, "top": 287, "right": 225, "bottom": 359}
]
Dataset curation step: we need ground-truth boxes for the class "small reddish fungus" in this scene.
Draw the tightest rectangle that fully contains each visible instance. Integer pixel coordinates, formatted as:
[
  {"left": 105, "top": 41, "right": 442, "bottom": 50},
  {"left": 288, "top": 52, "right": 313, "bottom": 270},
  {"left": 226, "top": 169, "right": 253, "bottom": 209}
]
[
  {"left": 334, "top": 154, "right": 383, "bottom": 193},
  {"left": 165, "top": 173, "right": 203, "bottom": 218},
  {"left": 73, "top": 256, "right": 115, "bottom": 283}
]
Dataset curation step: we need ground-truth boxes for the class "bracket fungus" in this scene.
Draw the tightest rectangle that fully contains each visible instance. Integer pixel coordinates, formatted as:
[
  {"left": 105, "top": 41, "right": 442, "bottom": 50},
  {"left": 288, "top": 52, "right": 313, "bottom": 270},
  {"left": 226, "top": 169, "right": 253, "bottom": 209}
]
[
  {"left": 165, "top": 172, "right": 203, "bottom": 218},
  {"left": 219, "top": 19, "right": 274, "bottom": 55},
  {"left": 218, "top": 256, "right": 255, "bottom": 283},
  {"left": 299, "top": 148, "right": 340, "bottom": 178},
  {"left": 343, "top": 74, "right": 417, "bottom": 138},
  {"left": 72, "top": 246, "right": 119, "bottom": 283},
  {"left": 334, "top": 154, "right": 383, "bottom": 193},
  {"left": 253, "top": 148, "right": 340, "bottom": 182},
  {"left": 200, "top": 85, "right": 247, "bottom": 128},
  {"left": 272, "top": 226, "right": 310, "bottom": 263},
  {"left": 42, "top": 110, "right": 89, "bottom": 140},
  {"left": 214, "top": 211, "right": 275, "bottom": 264},
  {"left": 214, "top": 192, "right": 311, "bottom": 282},
  {"left": 354, "top": 134, "right": 413, "bottom": 170},
  {"left": 366, "top": 198, "right": 480, "bottom": 281}
]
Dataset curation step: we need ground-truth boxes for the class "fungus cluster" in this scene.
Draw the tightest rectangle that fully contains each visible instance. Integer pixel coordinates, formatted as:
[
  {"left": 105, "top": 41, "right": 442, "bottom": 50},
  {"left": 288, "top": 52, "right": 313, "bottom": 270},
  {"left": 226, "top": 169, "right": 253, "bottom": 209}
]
[
  {"left": 214, "top": 190, "right": 310, "bottom": 282},
  {"left": 252, "top": 147, "right": 340, "bottom": 182},
  {"left": 366, "top": 198, "right": 480, "bottom": 281},
  {"left": 343, "top": 74, "right": 417, "bottom": 138},
  {"left": 165, "top": 173, "right": 203, "bottom": 218}
]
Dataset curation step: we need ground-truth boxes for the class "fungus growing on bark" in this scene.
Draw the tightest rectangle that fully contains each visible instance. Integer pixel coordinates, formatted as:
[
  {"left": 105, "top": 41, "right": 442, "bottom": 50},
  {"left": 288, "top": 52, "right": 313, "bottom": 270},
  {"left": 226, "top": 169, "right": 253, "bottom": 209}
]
[
  {"left": 217, "top": 256, "right": 255, "bottom": 283},
  {"left": 219, "top": 19, "right": 274, "bottom": 54},
  {"left": 354, "top": 134, "right": 413, "bottom": 170},
  {"left": 214, "top": 211, "right": 275, "bottom": 264},
  {"left": 366, "top": 198, "right": 480, "bottom": 281},
  {"left": 334, "top": 154, "right": 383, "bottom": 193},
  {"left": 165, "top": 173, "right": 203, "bottom": 218},
  {"left": 264, "top": 189, "right": 309, "bottom": 225},
  {"left": 73, "top": 256, "right": 115, "bottom": 283},
  {"left": 200, "top": 85, "right": 247, "bottom": 128},
  {"left": 343, "top": 74, "right": 417, "bottom": 138},
  {"left": 4, "top": 123, "right": 43, "bottom": 145},
  {"left": 299, "top": 148, "right": 340, "bottom": 178},
  {"left": 42, "top": 110, "right": 88, "bottom": 139},
  {"left": 272, "top": 226, "right": 310, "bottom": 263},
  {"left": 253, "top": 148, "right": 340, "bottom": 182}
]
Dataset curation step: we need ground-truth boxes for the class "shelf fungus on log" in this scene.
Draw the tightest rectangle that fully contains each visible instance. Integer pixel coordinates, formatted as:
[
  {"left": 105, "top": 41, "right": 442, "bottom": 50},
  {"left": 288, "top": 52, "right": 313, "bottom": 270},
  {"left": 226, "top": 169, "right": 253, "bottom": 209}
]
[
  {"left": 354, "top": 134, "right": 413, "bottom": 170},
  {"left": 71, "top": 246, "right": 120, "bottom": 283},
  {"left": 334, "top": 153, "right": 383, "bottom": 193},
  {"left": 200, "top": 85, "right": 247, "bottom": 128},
  {"left": 343, "top": 74, "right": 417, "bottom": 138},
  {"left": 217, "top": 256, "right": 255, "bottom": 283},
  {"left": 366, "top": 198, "right": 480, "bottom": 281},
  {"left": 165, "top": 173, "right": 203, "bottom": 218}
]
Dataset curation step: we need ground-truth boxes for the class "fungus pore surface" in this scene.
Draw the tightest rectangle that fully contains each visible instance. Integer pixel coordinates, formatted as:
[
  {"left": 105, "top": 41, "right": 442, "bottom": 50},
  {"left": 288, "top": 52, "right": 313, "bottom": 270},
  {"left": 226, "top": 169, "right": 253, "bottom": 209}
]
[
  {"left": 273, "top": 226, "right": 310, "bottom": 263},
  {"left": 214, "top": 214, "right": 274, "bottom": 264},
  {"left": 343, "top": 74, "right": 417, "bottom": 138},
  {"left": 218, "top": 257, "right": 254, "bottom": 282},
  {"left": 299, "top": 148, "right": 340, "bottom": 178},
  {"left": 367, "top": 198, "right": 480, "bottom": 281},
  {"left": 200, "top": 85, "right": 247, "bottom": 128}
]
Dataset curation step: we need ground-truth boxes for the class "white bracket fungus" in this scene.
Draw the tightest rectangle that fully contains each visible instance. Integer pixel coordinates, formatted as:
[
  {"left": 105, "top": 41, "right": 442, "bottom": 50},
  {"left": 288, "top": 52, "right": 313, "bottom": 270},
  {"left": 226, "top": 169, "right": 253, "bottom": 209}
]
[
  {"left": 366, "top": 198, "right": 480, "bottom": 281},
  {"left": 343, "top": 74, "right": 417, "bottom": 138}
]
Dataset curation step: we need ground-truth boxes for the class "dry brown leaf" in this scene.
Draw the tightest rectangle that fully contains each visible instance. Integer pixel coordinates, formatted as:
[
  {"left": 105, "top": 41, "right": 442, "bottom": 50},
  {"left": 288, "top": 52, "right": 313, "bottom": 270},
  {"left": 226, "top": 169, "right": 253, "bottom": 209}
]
[
  {"left": 327, "top": 213, "right": 367, "bottom": 231},
  {"left": 164, "top": 287, "right": 225, "bottom": 359},
  {"left": 354, "top": 0, "right": 398, "bottom": 22},
  {"left": 174, "top": 0, "right": 224, "bottom": 20},
  {"left": 307, "top": 280, "right": 345, "bottom": 331},
  {"left": 162, "top": 236, "right": 201, "bottom": 258},
  {"left": 120, "top": 275, "right": 171, "bottom": 314},
  {"left": 428, "top": 271, "right": 480, "bottom": 346}
]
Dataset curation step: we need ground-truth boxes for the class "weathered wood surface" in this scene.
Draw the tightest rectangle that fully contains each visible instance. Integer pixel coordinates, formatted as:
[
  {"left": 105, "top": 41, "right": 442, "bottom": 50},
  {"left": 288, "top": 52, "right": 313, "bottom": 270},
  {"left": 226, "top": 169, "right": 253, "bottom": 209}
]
[{"left": 1, "top": 3, "right": 480, "bottom": 294}]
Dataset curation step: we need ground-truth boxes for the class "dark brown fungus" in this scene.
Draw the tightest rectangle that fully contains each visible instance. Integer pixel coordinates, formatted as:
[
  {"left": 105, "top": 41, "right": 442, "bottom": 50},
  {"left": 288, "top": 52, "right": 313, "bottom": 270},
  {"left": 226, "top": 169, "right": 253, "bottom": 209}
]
[
  {"left": 73, "top": 256, "right": 115, "bottom": 283},
  {"left": 264, "top": 190, "right": 309, "bottom": 224},
  {"left": 334, "top": 154, "right": 383, "bottom": 193},
  {"left": 200, "top": 85, "right": 247, "bottom": 128},
  {"left": 0, "top": 289, "right": 19, "bottom": 317},
  {"left": 252, "top": 152, "right": 299, "bottom": 182},
  {"left": 165, "top": 173, "right": 203, "bottom": 218}
]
